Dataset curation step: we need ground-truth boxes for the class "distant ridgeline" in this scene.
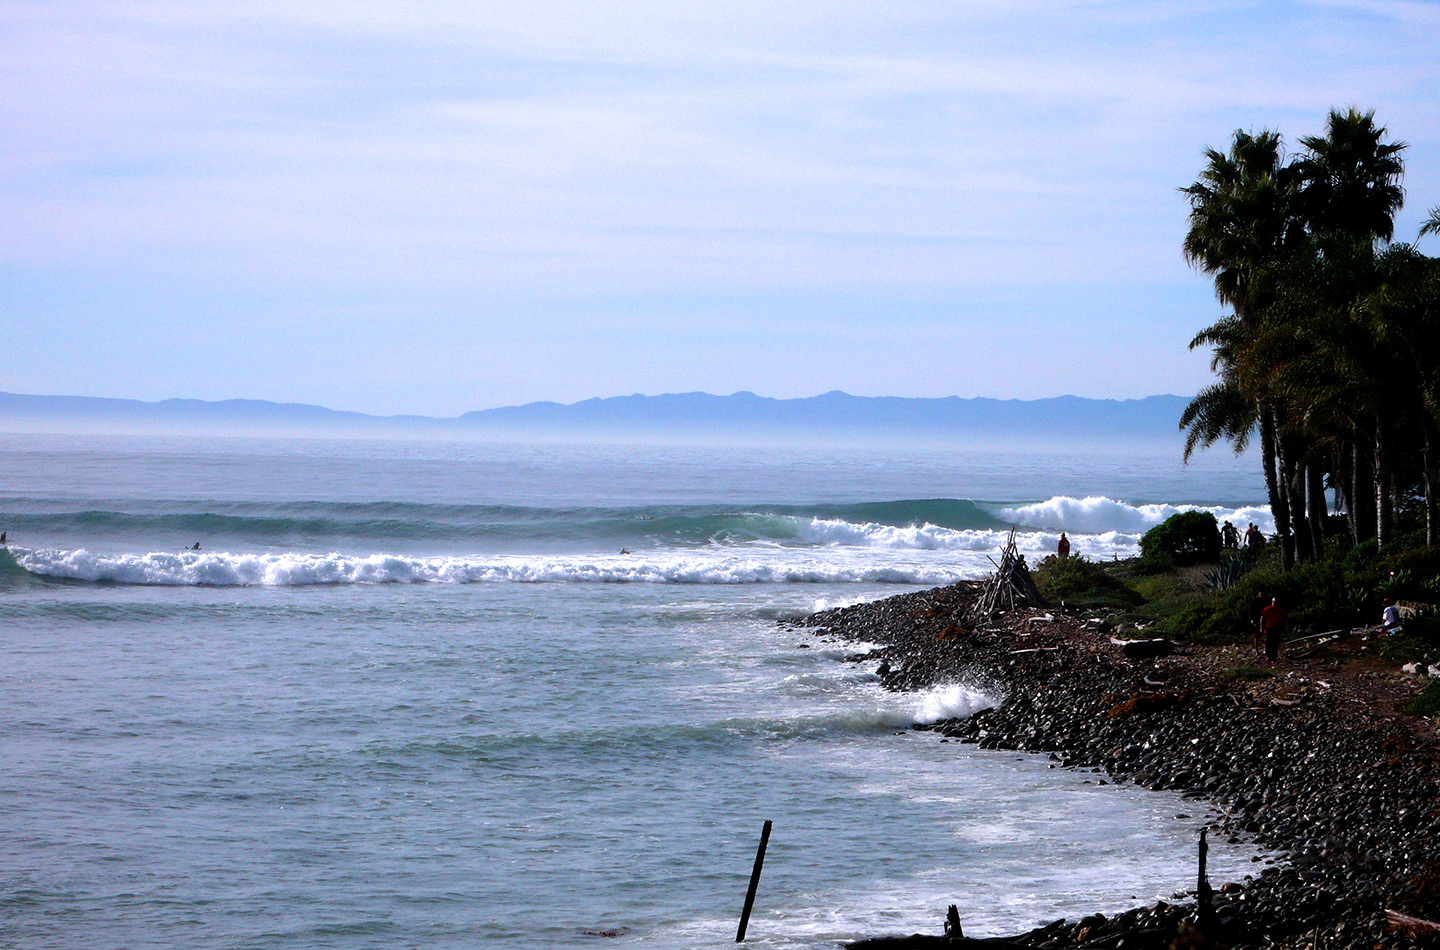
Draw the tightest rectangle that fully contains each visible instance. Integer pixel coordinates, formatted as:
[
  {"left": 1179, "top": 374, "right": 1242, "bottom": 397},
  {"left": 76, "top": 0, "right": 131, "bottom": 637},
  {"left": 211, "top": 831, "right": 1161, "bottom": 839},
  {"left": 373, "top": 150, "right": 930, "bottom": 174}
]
[{"left": 0, "top": 390, "right": 1194, "bottom": 445}]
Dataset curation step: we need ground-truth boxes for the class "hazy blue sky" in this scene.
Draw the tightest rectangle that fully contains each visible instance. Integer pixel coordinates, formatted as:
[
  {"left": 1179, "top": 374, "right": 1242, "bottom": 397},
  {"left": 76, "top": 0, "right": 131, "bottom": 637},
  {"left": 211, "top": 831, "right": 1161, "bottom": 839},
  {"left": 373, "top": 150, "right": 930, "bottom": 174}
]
[{"left": 3, "top": 1, "right": 1438, "bottom": 415}]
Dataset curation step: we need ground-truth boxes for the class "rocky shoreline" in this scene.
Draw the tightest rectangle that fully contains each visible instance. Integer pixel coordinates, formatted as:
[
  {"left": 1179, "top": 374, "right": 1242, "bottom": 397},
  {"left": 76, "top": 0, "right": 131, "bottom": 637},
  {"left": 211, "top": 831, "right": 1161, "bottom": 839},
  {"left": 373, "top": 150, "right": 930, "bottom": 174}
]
[{"left": 791, "top": 583, "right": 1440, "bottom": 950}]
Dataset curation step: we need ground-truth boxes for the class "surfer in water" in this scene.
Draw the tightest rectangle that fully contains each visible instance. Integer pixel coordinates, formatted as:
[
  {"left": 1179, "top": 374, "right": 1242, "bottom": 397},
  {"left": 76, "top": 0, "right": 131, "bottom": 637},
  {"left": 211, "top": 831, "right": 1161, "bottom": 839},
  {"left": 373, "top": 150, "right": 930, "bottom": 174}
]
[
  {"left": 0, "top": 531, "right": 6, "bottom": 545},
  {"left": 191, "top": 542, "right": 201, "bottom": 551}
]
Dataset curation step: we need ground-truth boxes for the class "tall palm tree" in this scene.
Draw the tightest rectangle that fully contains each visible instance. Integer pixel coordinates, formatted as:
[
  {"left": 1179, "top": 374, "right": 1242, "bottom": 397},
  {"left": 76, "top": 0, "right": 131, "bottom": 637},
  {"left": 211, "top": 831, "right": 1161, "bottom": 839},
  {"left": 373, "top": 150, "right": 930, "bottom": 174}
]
[
  {"left": 1361, "top": 247, "right": 1440, "bottom": 544},
  {"left": 1293, "top": 108, "right": 1408, "bottom": 546},
  {"left": 1181, "top": 130, "right": 1302, "bottom": 566},
  {"left": 1294, "top": 108, "right": 1407, "bottom": 246},
  {"left": 1255, "top": 236, "right": 1384, "bottom": 547}
]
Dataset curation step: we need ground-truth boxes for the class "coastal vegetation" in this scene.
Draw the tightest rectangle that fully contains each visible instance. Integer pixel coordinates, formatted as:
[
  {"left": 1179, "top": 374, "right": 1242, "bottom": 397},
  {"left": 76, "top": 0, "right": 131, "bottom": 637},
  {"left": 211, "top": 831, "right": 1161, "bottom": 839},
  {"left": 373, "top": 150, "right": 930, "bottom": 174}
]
[
  {"left": 1179, "top": 107, "right": 1440, "bottom": 570},
  {"left": 1032, "top": 512, "right": 1440, "bottom": 676},
  {"left": 1136, "top": 509, "right": 1222, "bottom": 567}
]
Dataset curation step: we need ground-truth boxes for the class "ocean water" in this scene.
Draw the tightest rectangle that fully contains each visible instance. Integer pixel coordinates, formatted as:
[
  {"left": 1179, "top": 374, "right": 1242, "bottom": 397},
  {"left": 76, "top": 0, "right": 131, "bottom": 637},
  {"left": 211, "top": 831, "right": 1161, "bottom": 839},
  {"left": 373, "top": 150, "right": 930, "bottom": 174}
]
[{"left": 0, "top": 434, "right": 1273, "bottom": 949}]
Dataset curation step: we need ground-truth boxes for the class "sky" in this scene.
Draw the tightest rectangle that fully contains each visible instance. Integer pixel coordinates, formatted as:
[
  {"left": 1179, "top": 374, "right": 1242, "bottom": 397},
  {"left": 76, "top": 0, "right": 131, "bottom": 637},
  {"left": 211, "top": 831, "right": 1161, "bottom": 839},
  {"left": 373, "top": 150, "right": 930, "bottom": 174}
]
[{"left": 2, "top": 1, "right": 1439, "bottom": 416}]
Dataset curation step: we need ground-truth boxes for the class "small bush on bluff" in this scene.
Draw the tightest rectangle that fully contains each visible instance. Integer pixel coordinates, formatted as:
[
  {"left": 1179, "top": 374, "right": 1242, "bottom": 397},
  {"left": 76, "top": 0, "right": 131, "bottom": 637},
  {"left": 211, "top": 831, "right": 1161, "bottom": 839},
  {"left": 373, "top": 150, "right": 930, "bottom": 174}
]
[
  {"left": 1151, "top": 599, "right": 1217, "bottom": 642},
  {"left": 1032, "top": 555, "right": 1141, "bottom": 608},
  {"left": 1140, "top": 511, "right": 1221, "bottom": 568}
]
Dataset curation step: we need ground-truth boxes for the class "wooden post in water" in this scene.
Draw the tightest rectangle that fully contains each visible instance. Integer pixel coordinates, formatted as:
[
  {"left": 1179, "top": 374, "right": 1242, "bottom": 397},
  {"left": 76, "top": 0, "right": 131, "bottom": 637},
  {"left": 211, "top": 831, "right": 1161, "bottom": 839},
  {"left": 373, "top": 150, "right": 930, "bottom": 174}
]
[
  {"left": 1196, "top": 827, "right": 1217, "bottom": 935},
  {"left": 735, "top": 820, "right": 772, "bottom": 942}
]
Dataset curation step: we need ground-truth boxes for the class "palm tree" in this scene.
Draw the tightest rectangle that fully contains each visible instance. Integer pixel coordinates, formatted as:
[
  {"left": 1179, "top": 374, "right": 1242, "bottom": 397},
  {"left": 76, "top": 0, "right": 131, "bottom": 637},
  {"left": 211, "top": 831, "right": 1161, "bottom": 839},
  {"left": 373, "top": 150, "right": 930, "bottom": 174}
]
[
  {"left": 1360, "top": 248, "right": 1440, "bottom": 544},
  {"left": 1294, "top": 108, "right": 1407, "bottom": 246},
  {"left": 1293, "top": 108, "right": 1408, "bottom": 546},
  {"left": 1180, "top": 317, "right": 1256, "bottom": 459},
  {"left": 1180, "top": 130, "right": 1302, "bottom": 566},
  {"left": 1420, "top": 206, "right": 1440, "bottom": 243},
  {"left": 1255, "top": 237, "right": 1384, "bottom": 547}
]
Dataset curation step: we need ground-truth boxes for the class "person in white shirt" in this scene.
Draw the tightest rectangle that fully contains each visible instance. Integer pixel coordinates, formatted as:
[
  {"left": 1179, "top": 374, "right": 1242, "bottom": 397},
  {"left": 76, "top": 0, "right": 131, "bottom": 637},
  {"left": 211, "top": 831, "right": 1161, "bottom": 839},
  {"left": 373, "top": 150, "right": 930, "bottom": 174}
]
[{"left": 1382, "top": 598, "right": 1403, "bottom": 633}]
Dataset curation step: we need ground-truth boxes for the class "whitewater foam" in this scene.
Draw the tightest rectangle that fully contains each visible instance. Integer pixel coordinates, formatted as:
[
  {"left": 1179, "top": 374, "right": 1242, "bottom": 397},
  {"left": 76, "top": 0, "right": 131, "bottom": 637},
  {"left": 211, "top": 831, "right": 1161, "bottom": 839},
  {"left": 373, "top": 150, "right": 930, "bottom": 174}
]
[
  {"left": 794, "top": 517, "right": 1002, "bottom": 550},
  {"left": 12, "top": 547, "right": 976, "bottom": 587},
  {"left": 789, "top": 516, "right": 1144, "bottom": 561},
  {"left": 998, "top": 496, "right": 1274, "bottom": 535},
  {"left": 912, "top": 683, "right": 1000, "bottom": 724}
]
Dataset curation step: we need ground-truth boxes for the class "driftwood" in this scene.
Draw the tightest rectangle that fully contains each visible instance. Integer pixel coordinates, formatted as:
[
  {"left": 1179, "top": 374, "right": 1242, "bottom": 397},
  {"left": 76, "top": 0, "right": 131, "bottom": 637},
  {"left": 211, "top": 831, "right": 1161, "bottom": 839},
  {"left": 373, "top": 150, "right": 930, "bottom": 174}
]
[
  {"left": 968, "top": 529, "right": 1048, "bottom": 621},
  {"left": 1283, "top": 628, "right": 1348, "bottom": 644},
  {"left": 1109, "top": 637, "right": 1174, "bottom": 660},
  {"left": 1386, "top": 910, "right": 1440, "bottom": 936}
]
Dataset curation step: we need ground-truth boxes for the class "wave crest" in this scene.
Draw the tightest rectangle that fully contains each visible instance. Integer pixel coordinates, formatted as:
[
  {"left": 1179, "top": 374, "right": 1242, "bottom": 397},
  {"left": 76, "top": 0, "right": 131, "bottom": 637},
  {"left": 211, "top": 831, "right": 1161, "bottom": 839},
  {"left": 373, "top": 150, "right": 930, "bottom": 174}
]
[
  {"left": 11, "top": 547, "right": 971, "bottom": 588},
  {"left": 997, "top": 496, "right": 1273, "bottom": 535},
  {"left": 796, "top": 518, "right": 1007, "bottom": 550}
]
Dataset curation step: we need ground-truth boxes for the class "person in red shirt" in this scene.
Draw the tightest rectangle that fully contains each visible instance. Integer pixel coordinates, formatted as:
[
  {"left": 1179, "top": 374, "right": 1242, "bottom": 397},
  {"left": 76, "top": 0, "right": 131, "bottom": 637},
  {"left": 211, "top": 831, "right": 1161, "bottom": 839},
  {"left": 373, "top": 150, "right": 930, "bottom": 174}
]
[
  {"left": 1057, "top": 532, "right": 1070, "bottom": 559},
  {"left": 1259, "top": 596, "right": 1288, "bottom": 660}
]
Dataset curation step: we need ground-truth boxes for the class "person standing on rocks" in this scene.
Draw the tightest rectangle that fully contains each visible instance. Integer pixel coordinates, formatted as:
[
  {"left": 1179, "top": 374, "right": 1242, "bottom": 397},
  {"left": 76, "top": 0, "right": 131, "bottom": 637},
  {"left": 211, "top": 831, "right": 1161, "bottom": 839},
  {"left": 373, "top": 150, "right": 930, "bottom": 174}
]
[
  {"left": 1057, "top": 532, "right": 1070, "bottom": 559},
  {"left": 1259, "top": 596, "right": 1288, "bottom": 661}
]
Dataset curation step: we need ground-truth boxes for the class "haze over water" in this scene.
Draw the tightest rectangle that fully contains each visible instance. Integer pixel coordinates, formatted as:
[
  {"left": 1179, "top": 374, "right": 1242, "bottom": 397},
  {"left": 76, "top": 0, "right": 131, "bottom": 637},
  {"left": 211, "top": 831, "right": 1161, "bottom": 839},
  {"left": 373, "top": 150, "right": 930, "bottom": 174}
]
[{"left": 2, "top": 434, "right": 1271, "bottom": 948}]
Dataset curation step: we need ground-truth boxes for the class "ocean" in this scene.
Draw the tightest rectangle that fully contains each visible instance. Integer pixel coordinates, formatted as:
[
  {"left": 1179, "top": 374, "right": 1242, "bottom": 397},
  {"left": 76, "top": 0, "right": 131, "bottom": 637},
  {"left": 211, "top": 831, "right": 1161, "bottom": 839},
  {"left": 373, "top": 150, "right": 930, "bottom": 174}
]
[{"left": 0, "top": 433, "right": 1274, "bottom": 949}]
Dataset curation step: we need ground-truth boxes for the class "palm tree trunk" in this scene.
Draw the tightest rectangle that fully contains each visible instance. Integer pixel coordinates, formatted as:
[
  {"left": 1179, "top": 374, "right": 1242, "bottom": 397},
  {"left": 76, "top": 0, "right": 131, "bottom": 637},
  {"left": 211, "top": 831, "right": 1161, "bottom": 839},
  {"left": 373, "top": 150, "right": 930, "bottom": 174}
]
[
  {"left": 1353, "top": 440, "right": 1376, "bottom": 543},
  {"left": 1375, "top": 425, "right": 1392, "bottom": 548},
  {"left": 1425, "top": 432, "right": 1437, "bottom": 547},
  {"left": 1306, "top": 461, "right": 1327, "bottom": 554},
  {"left": 1275, "top": 428, "right": 1310, "bottom": 563},
  {"left": 1259, "top": 403, "right": 1293, "bottom": 569},
  {"left": 1339, "top": 448, "right": 1357, "bottom": 544}
]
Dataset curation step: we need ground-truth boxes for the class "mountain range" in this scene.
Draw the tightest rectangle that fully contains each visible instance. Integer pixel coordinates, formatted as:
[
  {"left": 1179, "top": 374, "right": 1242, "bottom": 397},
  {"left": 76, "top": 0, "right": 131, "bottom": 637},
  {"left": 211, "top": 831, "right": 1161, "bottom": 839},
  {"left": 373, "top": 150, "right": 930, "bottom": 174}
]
[{"left": 0, "top": 390, "right": 1194, "bottom": 445}]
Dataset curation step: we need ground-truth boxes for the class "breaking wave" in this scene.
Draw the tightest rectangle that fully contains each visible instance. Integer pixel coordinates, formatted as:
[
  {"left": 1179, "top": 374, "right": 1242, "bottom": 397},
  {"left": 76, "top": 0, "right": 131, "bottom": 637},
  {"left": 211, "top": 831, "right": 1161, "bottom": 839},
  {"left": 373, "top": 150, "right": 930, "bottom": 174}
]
[
  {"left": 796, "top": 518, "right": 1004, "bottom": 550},
  {"left": 10, "top": 547, "right": 975, "bottom": 587},
  {"left": 912, "top": 683, "right": 999, "bottom": 724},
  {"left": 996, "top": 496, "right": 1273, "bottom": 535},
  {"left": 2, "top": 496, "right": 1269, "bottom": 554}
]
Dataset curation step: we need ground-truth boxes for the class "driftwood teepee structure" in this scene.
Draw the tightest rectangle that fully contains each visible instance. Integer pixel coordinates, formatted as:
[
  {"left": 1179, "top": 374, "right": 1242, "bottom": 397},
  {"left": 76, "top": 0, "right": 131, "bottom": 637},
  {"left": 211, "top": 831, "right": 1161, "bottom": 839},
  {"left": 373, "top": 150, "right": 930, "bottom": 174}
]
[{"left": 969, "top": 528, "right": 1048, "bottom": 619}]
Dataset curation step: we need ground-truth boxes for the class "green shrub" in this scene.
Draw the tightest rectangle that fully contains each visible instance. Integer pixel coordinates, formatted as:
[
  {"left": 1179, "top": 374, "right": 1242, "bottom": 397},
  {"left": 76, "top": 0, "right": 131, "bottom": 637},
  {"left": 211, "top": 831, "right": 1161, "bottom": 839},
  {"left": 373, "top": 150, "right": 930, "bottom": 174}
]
[
  {"left": 1380, "top": 633, "right": 1435, "bottom": 665},
  {"left": 1198, "top": 552, "right": 1369, "bottom": 642},
  {"left": 1220, "top": 665, "right": 1276, "bottom": 682},
  {"left": 1403, "top": 680, "right": 1440, "bottom": 717},
  {"left": 1140, "top": 511, "right": 1222, "bottom": 567},
  {"left": 1378, "top": 569, "right": 1414, "bottom": 599},
  {"left": 1151, "top": 599, "right": 1216, "bottom": 641},
  {"left": 1032, "top": 555, "right": 1142, "bottom": 608},
  {"left": 1320, "top": 514, "right": 1351, "bottom": 544},
  {"left": 1381, "top": 545, "right": 1440, "bottom": 576},
  {"left": 1345, "top": 538, "right": 1381, "bottom": 573}
]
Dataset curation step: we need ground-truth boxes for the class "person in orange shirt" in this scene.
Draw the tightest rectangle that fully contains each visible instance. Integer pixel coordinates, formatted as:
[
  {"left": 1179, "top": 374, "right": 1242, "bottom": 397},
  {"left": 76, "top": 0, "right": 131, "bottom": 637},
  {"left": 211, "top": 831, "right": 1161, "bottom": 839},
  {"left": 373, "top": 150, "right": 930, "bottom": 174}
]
[{"left": 1259, "top": 596, "right": 1288, "bottom": 660}]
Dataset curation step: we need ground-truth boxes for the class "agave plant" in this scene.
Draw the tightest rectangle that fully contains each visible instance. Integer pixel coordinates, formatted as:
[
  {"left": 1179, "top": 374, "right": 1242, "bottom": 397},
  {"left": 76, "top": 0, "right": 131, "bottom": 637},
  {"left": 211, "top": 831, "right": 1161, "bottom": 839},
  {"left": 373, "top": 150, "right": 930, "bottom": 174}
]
[{"left": 1203, "top": 549, "right": 1260, "bottom": 592}]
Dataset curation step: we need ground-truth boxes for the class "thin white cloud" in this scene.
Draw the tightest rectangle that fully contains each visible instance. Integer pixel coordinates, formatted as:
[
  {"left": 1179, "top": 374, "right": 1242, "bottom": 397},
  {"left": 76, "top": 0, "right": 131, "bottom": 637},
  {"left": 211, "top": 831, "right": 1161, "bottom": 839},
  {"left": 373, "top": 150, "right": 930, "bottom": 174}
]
[{"left": 1, "top": 1, "right": 1437, "bottom": 410}]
